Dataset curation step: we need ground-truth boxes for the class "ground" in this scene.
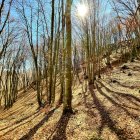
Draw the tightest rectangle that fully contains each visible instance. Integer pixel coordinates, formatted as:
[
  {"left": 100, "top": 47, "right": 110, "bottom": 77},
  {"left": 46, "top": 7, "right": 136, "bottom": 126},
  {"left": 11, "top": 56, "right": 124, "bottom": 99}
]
[{"left": 0, "top": 60, "right": 140, "bottom": 140}]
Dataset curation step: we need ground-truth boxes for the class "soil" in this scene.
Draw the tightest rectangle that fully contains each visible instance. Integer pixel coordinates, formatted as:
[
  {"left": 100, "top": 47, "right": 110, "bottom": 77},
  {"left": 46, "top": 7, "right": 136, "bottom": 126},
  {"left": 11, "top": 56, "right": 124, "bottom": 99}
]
[{"left": 0, "top": 60, "right": 140, "bottom": 140}]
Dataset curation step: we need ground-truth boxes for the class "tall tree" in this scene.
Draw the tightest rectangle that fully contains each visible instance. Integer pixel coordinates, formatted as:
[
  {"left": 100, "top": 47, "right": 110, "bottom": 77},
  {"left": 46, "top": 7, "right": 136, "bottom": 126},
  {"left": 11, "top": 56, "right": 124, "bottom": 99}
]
[
  {"left": 63, "top": 0, "right": 73, "bottom": 114},
  {"left": 0, "top": 0, "right": 13, "bottom": 35},
  {"left": 48, "top": 0, "right": 55, "bottom": 104},
  {"left": 16, "top": 0, "right": 42, "bottom": 107}
]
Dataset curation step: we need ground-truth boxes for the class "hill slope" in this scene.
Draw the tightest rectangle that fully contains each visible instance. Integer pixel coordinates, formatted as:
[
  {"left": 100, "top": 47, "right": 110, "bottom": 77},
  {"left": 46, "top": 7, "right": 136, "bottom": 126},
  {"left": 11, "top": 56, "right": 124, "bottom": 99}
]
[{"left": 0, "top": 60, "right": 140, "bottom": 140}]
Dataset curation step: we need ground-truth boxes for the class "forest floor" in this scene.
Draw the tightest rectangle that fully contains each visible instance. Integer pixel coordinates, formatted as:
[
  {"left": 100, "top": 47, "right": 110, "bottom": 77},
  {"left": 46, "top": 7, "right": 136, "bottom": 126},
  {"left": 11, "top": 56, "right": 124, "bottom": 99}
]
[{"left": 0, "top": 60, "right": 140, "bottom": 140}]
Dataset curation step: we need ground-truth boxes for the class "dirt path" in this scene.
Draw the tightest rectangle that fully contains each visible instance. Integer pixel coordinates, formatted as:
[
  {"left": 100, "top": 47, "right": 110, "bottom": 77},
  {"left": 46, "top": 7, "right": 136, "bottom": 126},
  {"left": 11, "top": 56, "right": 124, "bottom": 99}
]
[{"left": 0, "top": 61, "right": 140, "bottom": 140}]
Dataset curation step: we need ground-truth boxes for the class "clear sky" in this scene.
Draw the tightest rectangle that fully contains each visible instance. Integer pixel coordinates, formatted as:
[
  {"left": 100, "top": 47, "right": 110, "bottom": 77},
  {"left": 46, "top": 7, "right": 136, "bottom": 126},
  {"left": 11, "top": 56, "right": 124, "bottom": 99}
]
[
  {"left": 73, "top": 0, "right": 112, "bottom": 13},
  {"left": 1, "top": 0, "right": 114, "bottom": 70}
]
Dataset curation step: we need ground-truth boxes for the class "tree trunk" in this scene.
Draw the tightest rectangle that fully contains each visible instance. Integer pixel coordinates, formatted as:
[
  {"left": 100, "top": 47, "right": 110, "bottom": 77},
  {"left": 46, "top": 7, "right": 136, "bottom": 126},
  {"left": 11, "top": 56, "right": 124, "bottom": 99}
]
[
  {"left": 48, "top": 0, "right": 55, "bottom": 104},
  {"left": 63, "top": 0, "right": 73, "bottom": 114}
]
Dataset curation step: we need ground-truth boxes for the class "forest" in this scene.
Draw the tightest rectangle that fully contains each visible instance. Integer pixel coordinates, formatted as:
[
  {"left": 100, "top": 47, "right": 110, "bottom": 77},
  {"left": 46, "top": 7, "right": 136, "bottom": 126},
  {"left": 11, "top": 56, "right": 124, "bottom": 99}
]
[{"left": 0, "top": 0, "right": 140, "bottom": 140}]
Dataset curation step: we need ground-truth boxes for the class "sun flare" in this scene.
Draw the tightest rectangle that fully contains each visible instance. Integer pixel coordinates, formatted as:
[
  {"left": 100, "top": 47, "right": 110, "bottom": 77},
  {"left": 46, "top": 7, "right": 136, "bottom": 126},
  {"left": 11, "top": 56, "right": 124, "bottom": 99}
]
[{"left": 77, "top": 4, "right": 88, "bottom": 18}]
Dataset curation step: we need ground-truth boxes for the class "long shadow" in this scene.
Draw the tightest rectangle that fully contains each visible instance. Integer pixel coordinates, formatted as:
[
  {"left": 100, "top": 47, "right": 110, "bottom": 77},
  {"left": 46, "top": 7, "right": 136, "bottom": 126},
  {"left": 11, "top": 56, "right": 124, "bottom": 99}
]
[
  {"left": 129, "top": 66, "right": 140, "bottom": 72},
  {"left": 98, "top": 80, "right": 140, "bottom": 105},
  {"left": 115, "top": 81, "right": 136, "bottom": 89},
  {"left": 89, "top": 85, "right": 128, "bottom": 140},
  {"left": 49, "top": 113, "right": 72, "bottom": 140},
  {"left": 0, "top": 110, "right": 40, "bottom": 132},
  {"left": 95, "top": 82, "right": 139, "bottom": 120},
  {"left": 99, "top": 80, "right": 140, "bottom": 111},
  {"left": 0, "top": 111, "right": 41, "bottom": 137},
  {"left": 112, "top": 94, "right": 140, "bottom": 111},
  {"left": 1, "top": 94, "right": 36, "bottom": 121},
  {"left": 0, "top": 106, "right": 25, "bottom": 120},
  {"left": 19, "top": 107, "right": 58, "bottom": 140},
  {"left": 112, "top": 93, "right": 140, "bottom": 109}
]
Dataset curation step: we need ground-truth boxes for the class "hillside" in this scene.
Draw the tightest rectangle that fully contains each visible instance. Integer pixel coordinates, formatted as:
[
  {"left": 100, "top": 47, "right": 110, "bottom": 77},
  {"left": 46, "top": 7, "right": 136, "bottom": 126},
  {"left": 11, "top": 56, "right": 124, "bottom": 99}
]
[
  {"left": 0, "top": 60, "right": 140, "bottom": 140},
  {"left": 1, "top": 0, "right": 140, "bottom": 140}
]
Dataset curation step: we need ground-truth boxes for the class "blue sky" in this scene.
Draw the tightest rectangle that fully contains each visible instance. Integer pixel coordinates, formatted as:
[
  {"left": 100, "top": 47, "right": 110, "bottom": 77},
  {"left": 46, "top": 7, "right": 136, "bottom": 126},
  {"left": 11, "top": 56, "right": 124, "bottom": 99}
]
[
  {"left": 3, "top": 0, "right": 114, "bottom": 70},
  {"left": 73, "top": 0, "right": 112, "bottom": 13}
]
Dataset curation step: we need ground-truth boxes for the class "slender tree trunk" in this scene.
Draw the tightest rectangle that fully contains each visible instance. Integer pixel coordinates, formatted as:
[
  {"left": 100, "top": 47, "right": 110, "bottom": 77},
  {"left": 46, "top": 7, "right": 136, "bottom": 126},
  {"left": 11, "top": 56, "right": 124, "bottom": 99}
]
[
  {"left": 34, "top": 57, "right": 42, "bottom": 106},
  {"left": 63, "top": 0, "right": 73, "bottom": 114},
  {"left": 59, "top": 0, "right": 65, "bottom": 105},
  {"left": 48, "top": 0, "right": 55, "bottom": 104}
]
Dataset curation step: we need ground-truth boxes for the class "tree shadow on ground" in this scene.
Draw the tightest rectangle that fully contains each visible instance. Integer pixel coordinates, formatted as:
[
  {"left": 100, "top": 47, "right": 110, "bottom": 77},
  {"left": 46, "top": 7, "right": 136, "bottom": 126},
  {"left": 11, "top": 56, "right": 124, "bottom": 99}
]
[
  {"left": 0, "top": 110, "right": 40, "bottom": 132},
  {"left": 19, "top": 107, "right": 59, "bottom": 140},
  {"left": 112, "top": 93, "right": 140, "bottom": 111},
  {"left": 95, "top": 82, "right": 139, "bottom": 120},
  {"left": 89, "top": 85, "right": 128, "bottom": 140},
  {"left": 98, "top": 80, "right": 140, "bottom": 105},
  {"left": 0, "top": 106, "right": 25, "bottom": 120},
  {"left": 47, "top": 112, "right": 72, "bottom": 140},
  {"left": 113, "top": 81, "right": 137, "bottom": 89},
  {"left": 0, "top": 110, "right": 41, "bottom": 137},
  {"left": 129, "top": 66, "right": 140, "bottom": 72}
]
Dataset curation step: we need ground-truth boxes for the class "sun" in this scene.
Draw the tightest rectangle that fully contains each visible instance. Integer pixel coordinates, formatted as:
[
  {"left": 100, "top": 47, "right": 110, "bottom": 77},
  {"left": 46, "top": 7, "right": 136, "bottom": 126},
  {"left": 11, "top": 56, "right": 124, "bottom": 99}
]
[{"left": 77, "top": 4, "right": 88, "bottom": 18}]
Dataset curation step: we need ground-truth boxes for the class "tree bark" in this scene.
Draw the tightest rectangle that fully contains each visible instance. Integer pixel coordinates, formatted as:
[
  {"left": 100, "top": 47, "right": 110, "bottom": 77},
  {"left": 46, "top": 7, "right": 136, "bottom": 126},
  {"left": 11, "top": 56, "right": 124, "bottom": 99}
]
[{"left": 63, "top": 0, "right": 73, "bottom": 114}]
